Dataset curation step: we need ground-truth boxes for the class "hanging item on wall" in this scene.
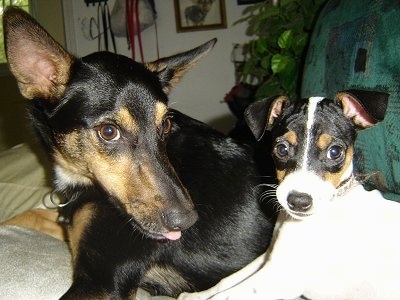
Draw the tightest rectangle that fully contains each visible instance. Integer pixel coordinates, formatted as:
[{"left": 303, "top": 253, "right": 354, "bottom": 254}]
[
  {"left": 110, "top": 0, "right": 157, "bottom": 62},
  {"left": 85, "top": 0, "right": 117, "bottom": 53},
  {"left": 110, "top": 0, "right": 156, "bottom": 36}
]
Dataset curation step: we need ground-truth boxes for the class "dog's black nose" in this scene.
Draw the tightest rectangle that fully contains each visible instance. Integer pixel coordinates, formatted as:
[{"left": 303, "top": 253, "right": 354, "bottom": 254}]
[
  {"left": 162, "top": 209, "right": 199, "bottom": 231},
  {"left": 287, "top": 192, "right": 312, "bottom": 212}
]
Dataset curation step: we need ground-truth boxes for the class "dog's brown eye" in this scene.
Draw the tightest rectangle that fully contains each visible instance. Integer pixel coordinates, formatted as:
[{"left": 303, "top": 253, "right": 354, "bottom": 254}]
[
  {"left": 327, "top": 145, "right": 343, "bottom": 160},
  {"left": 98, "top": 124, "right": 120, "bottom": 141},
  {"left": 275, "top": 143, "right": 289, "bottom": 158},
  {"left": 161, "top": 117, "right": 172, "bottom": 135}
]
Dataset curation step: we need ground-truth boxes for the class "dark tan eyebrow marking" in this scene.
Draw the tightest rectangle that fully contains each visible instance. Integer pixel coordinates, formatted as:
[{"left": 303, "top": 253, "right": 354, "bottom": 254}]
[
  {"left": 317, "top": 133, "right": 332, "bottom": 151},
  {"left": 155, "top": 102, "right": 168, "bottom": 128},
  {"left": 284, "top": 131, "right": 297, "bottom": 145},
  {"left": 115, "top": 107, "right": 138, "bottom": 133}
]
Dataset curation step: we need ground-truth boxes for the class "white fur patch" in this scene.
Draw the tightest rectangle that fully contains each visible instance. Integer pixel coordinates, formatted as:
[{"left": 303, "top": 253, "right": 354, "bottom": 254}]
[
  {"left": 54, "top": 165, "right": 91, "bottom": 191},
  {"left": 301, "top": 97, "right": 324, "bottom": 170},
  {"left": 276, "top": 170, "right": 336, "bottom": 219}
]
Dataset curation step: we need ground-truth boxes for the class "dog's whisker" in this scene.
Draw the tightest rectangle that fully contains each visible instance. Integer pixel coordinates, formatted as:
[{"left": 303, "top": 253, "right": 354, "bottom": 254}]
[
  {"left": 260, "top": 191, "right": 276, "bottom": 199},
  {"left": 256, "top": 175, "right": 277, "bottom": 179},
  {"left": 258, "top": 183, "right": 279, "bottom": 189},
  {"left": 260, "top": 189, "right": 278, "bottom": 197}
]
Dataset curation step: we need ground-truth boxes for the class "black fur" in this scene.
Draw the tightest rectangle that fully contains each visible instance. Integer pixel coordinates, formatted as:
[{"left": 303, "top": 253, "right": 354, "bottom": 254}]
[{"left": 3, "top": 7, "right": 276, "bottom": 299}]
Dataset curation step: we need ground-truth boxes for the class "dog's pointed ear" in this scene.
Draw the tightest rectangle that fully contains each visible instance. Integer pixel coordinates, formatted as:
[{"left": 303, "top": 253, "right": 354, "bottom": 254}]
[
  {"left": 244, "top": 96, "right": 288, "bottom": 141},
  {"left": 335, "top": 90, "right": 389, "bottom": 129},
  {"left": 145, "top": 39, "right": 217, "bottom": 94},
  {"left": 3, "top": 7, "right": 74, "bottom": 101}
]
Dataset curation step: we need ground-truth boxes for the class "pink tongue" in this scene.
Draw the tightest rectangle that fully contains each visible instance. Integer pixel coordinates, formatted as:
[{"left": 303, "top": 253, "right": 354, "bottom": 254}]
[{"left": 162, "top": 231, "right": 182, "bottom": 240}]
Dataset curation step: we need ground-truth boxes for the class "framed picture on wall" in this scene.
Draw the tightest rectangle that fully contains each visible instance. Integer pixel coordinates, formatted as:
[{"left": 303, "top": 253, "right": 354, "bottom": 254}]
[
  {"left": 237, "top": 0, "right": 263, "bottom": 4},
  {"left": 174, "top": 0, "right": 227, "bottom": 32}
]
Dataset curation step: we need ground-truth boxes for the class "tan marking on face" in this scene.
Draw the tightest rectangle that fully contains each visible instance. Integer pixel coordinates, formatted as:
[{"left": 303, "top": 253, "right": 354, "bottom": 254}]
[
  {"left": 323, "top": 146, "right": 354, "bottom": 187},
  {"left": 115, "top": 107, "right": 138, "bottom": 133},
  {"left": 317, "top": 133, "right": 332, "bottom": 151},
  {"left": 89, "top": 153, "right": 163, "bottom": 214},
  {"left": 52, "top": 118, "right": 177, "bottom": 234},
  {"left": 53, "top": 129, "right": 166, "bottom": 208},
  {"left": 284, "top": 131, "right": 297, "bottom": 146},
  {"left": 67, "top": 202, "right": 95, "bottom": 264},
  {"left": 53, "top": 131, "right": 93, "bottom": 186},
  {"left": 276, "top": 169, "right": 287, "bottom": 183},
  {"left": 155, "top": 102, "right": 168, "bottom": 128},
  {"left": 273, "top": 131, "right": 296, "bottom": 183}
]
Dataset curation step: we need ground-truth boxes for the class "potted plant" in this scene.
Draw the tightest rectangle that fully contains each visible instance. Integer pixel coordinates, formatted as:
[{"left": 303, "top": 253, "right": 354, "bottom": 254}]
[{"left": 235, "top": 0, "right": 326, "bottom": 100}]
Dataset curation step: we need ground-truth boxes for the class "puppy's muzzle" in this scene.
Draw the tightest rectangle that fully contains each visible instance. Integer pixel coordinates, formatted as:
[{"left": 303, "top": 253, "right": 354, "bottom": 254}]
[{"left": 287, "top": 192, "right": 312, "bottom": 212}]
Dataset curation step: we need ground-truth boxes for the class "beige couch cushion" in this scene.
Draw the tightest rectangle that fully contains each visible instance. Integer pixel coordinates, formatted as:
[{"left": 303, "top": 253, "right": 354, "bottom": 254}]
[{"left": 0, "top": 143, "right": 52, "bottom": 222}]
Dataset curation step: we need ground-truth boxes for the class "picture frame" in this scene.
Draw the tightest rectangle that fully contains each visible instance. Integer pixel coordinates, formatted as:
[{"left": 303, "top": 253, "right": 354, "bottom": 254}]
[
  {"left": 237, "top": 0, "right": 263, "bottom": 4},
  {"left": 174, "top": 0, "right": 227, "bottom": 33}
]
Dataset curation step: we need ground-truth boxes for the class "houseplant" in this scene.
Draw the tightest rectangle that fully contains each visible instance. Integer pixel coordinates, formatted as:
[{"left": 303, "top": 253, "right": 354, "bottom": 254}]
[{"left": 235, "top": 0, "right": 326, "bottom": 100}]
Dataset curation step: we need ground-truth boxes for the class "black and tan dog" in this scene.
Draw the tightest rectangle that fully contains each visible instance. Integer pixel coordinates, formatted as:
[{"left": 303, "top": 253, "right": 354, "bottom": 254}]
[{"left": 3, "top": 7, "right": 276, "bottom": 299}]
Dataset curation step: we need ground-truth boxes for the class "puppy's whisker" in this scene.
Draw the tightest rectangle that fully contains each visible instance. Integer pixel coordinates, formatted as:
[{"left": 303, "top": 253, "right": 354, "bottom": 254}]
[
  {"left": 258, "top": 183, "right": 279, "bottom": 189},
  {"left": 257, "top": 175, "right": 277, "bottom": 179}
]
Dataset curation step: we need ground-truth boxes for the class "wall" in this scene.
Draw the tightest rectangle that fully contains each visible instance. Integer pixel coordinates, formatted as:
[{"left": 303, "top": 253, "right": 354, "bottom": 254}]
[
  {"left": 63, "top": 0, "right": 252, "bottom": 133},
  {"left": 0, "top": 0, "right": 65, "bottom": 151},
  {"left": 33, "top": 0, "right": 65, "bottom": 45}
]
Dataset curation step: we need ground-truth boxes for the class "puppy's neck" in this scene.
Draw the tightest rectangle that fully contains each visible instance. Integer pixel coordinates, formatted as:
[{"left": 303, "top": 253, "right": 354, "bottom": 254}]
[{"left": 335, "top": 174, "right": 359, "bottom": 198}]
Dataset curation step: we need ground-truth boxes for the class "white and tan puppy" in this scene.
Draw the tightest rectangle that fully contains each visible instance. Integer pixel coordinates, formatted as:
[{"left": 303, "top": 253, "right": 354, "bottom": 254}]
[{"left": 179, "top": 90, "right": 400, "bottom": 300}]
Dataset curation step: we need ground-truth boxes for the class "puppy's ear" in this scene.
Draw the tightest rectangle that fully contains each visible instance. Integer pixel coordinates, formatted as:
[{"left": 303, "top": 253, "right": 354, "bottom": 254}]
[
  {"left": 3, "top": 7, "right": 73, "bottom": 101},
  {"left": 244, "top": 96, "right": 288, "bottom": 141},
  {"left": 335, "top": 89, "right": 389, "bottom": 129},
  {"left": 145, "top": 39, "right": 217, "bottom": 94}
]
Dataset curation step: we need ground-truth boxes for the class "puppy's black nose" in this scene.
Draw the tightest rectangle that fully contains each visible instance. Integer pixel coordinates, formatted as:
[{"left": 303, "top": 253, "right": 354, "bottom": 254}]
[
  {"left": 287, "top": 192, "right": 312, "bottom": 212},
  {"left": 162, "top": 209, "right": 199, "bottom": 231}
]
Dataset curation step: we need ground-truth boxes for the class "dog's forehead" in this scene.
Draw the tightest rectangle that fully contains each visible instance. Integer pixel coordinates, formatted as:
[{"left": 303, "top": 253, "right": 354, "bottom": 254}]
[
  {"left": 51, "top": 53, "right": 170, "bottom": 131},
  {"left": 282, "top": 97, "right": 350, "bottom": 137},
  {"left": 78, "top": 52, "right": 167, "bottom": 100}
]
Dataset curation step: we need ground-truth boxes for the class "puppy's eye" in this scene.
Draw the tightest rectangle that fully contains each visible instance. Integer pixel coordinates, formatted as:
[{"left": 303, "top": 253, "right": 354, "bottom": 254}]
[
  {"left": 327, "top": 145, "right": 343, "bottom": 160},
  {"left": 97, "top": 124, "right": 120, "bottom": 141},
  {"left": 275, "top": 143, "right": 289, "bottom": 158},
  {"left": 161, "top": 117, "right": 172, "bottom": 135}
]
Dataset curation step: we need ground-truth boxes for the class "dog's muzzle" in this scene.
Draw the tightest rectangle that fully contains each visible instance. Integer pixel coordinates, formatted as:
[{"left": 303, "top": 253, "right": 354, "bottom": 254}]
[
  {"left": 287, "top": 192, "right": 312, "bottom": 212},
  {"left": 162, "top": 208, "right": 199, "bottom": 232}
]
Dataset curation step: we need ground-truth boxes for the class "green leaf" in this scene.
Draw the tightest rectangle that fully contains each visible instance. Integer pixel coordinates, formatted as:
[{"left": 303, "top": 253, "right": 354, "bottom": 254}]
[
  {"left": 277, "top": 30, "right": 294, "bottom": 49},
  {"left": 258, "top": 6, "right": 280, "bottom": 21},
  {"left": 260, "top": 55, "right": 271, "bottom": 70},
  {"left": 279, "top": 59, "right": 299, "bottom": 97},
  {"left": 293, "top": 32, "right": 308, "bottom": 54},
  {"left": 256, "top": 38, "right": 268, "bottom": 54},
  {"left": 241, "top": 60, "right": 254, "bottom": 79},
  {"left": 255, "top": 79, "right": 282, "bottom": 100},
  {"left": 271, "top": 54, "right": 293, "bottom": 74}
]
